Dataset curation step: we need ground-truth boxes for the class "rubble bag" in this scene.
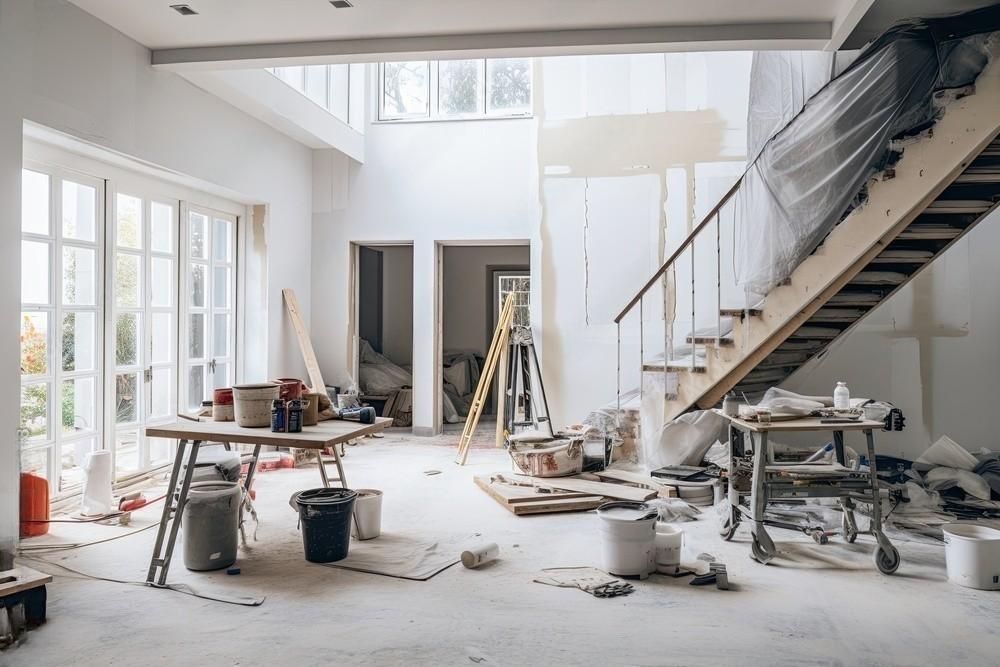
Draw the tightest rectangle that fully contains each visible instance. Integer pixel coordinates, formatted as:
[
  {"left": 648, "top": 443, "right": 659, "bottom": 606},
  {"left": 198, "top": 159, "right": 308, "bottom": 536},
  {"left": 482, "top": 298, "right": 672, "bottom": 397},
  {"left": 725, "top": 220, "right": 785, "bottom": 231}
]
[{"left": 289, "top": 488, "right": 358, "bottom": 563}]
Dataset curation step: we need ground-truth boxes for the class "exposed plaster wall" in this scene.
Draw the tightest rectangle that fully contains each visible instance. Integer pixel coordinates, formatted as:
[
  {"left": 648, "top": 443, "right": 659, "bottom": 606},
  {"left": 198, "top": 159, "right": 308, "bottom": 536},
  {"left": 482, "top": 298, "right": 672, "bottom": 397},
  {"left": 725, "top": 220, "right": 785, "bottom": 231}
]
[{"left": 1, "top": 0, "right": 314, "bottom": 543}]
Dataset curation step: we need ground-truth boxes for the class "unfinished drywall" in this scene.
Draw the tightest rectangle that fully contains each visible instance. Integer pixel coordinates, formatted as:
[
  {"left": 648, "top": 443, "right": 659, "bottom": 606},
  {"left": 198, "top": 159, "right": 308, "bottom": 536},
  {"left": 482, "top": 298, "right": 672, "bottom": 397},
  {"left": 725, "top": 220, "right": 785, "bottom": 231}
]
[
  {"left": 443, "top": 245, "right": 530, "bottom": 357},
  {"left": 782, "top": 206, "right": 1000, "bottom": 460},
  {"left": 0, "top": 0, "right": 314, "bottom": 543}
]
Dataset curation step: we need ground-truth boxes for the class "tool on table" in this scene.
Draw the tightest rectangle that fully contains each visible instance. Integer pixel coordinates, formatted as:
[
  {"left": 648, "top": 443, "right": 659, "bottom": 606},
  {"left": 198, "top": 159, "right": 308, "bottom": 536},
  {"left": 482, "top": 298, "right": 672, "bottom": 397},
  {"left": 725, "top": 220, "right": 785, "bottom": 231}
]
[{"left": 338, "top": 406, "right": 376, "bottom": 424}]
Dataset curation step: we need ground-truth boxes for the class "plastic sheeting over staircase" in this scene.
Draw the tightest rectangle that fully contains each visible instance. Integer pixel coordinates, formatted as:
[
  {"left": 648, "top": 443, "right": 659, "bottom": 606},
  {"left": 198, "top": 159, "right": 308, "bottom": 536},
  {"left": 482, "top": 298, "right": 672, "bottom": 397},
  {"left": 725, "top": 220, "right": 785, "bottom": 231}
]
[{"left": 734, "top": 6, "right": 1000, "bottom": 295}]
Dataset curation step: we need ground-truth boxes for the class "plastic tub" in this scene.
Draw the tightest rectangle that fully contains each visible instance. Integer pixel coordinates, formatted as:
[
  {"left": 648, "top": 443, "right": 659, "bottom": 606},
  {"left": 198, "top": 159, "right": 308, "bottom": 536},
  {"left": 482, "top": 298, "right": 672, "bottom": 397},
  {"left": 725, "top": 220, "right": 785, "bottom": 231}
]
[
  {"left": 942, "top": 523, "right": 1000, "bottom": 590},
  {"left": 182, "top": 481, "right": 241, "bottom": 571},
  {"left": 290, "top": 488, "right": 358, "bottom": 563},
  {"left": 596, "top": 501, "right": 657, "bottom": 579},
  {"left": 654, "top": 523, "right": 683, "bottom": 574},
  {"left": 351, "top": 489, "right": 383, "bottom": 541},
  {"left": 233, "top": 383, "right": 279, "bottom": 427}
]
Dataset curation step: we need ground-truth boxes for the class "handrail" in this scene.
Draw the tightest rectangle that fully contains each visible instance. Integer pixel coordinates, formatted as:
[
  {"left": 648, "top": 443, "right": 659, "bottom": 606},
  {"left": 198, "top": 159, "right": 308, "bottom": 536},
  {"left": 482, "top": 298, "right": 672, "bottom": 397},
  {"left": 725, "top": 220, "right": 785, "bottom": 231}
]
[{"left": 613, "top": 177, "right": 743, "bottom": 324}]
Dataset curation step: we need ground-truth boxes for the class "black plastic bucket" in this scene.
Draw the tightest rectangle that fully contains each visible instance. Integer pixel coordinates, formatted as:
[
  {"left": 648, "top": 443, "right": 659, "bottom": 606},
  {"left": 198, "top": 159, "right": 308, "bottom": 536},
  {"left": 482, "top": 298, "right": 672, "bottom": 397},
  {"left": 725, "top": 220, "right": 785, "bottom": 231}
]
[{"left": 289, "top": 488, "right": 358, "bottom": 563}]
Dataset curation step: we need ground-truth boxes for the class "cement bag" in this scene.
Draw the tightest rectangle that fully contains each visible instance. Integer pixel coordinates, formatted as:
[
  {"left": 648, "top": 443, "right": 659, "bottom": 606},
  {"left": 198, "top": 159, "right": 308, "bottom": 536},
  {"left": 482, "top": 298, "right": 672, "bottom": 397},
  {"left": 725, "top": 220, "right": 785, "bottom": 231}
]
[{"left": 640, "top": 409, "right": 726, "bottom": 472}]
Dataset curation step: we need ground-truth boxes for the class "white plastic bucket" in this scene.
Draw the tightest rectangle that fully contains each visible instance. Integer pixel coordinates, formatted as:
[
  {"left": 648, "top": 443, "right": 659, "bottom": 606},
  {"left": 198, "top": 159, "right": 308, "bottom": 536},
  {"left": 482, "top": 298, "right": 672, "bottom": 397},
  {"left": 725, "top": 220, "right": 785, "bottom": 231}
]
[
  {"left": 80, "top": 450, "right": 113, "bottom": 516},
  {"left": 351, "top": 489, "right": 383, "bottom": 540},
  {"left": 942, "top": 523, "right": 1000, "bottom": 590},
  {"left": 596, "top": 501, "right": 657, "bottom": 579},
  {"left": 654, "top": 523, "right": 683, "bottom": 574}
]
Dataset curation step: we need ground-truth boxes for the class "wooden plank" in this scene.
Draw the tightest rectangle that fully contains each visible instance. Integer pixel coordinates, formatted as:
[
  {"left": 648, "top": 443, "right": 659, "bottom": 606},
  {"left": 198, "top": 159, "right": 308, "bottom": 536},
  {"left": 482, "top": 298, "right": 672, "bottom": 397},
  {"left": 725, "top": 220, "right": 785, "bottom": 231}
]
[
  {"left": 474, "top": 475, "right": 604, "bottom": 515},
  {"left": 509, "top": 474, "right": 657, "bottom": 502},
  {"left": 474, "top": 475, "right": 592, "bottom": 503},
  {"left": 282, "top": 288, "right": 326, "bottom": 393},
  {"left": 592, "top": 469, "right": 679, "bottom": 498},
  {"left": 511, "top": 496, "right": 605, "bottom": 515},
  {"left": 145, "top": 417, "right": 393, "bottom": 450},
  {"left": 0, "top": 566, "right": 51, "bottom": 597}
]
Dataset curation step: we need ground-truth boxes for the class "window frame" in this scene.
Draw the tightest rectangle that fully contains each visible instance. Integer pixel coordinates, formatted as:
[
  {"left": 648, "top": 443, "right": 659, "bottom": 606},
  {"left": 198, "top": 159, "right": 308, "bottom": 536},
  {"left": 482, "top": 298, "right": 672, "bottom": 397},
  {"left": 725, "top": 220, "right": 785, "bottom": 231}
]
[{"left": 377, "top": 58, "right": 534, "bottom": 123}]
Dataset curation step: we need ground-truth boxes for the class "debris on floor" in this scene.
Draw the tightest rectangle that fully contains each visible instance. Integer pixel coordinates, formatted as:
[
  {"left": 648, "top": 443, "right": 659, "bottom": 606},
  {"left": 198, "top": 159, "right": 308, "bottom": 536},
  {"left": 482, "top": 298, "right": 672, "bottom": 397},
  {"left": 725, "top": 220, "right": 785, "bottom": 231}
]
[{"left": 533, "top": 567, "right": 636, "bottom": 598}]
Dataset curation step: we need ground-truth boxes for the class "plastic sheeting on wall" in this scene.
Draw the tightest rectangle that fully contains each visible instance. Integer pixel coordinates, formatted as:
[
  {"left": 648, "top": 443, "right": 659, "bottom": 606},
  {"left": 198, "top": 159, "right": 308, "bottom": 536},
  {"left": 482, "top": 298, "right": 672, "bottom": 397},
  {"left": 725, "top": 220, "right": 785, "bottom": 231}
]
[{"left": 734, "top": 7, "right": 1000, "bottom": 295}]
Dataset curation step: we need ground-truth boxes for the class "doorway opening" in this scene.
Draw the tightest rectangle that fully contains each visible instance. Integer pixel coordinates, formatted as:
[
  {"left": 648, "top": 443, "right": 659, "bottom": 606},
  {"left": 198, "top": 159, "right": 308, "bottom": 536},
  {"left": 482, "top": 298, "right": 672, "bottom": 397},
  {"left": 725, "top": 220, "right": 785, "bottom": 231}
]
[
  {"left": 440, "top": 244, "right": 530, "bottom": 431},
  {"left": 354, "top": 244, "right": 414, "bottom": 427}
]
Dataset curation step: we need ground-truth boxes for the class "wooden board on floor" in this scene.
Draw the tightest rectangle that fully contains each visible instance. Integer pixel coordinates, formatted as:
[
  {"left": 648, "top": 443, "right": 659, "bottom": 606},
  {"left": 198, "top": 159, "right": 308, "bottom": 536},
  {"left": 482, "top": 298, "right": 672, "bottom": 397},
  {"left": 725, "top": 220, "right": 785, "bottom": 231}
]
[
  {"left": 475, "top": 474, "right": 592, "bottom": 503},
  {"left": 508, "top": 473, "right": 657, "bottom": 502},
  {"left": 510, "top": 496, "right": 605, "bottom": 515},
  {"left": 592, "top": 469, "right": 678, "bottom": 498},
  {"left": 474, "top": 475, "right": 606, "bottom": 515}
]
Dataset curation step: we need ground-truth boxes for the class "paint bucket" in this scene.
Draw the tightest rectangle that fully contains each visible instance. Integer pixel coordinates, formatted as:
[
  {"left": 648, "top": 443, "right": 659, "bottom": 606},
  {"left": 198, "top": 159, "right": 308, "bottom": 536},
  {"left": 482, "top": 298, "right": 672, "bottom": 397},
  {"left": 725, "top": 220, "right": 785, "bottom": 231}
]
[
  {"left": 350, "top": 489, "right": 383, "bottom": 540},
  {"left": 942, "top": 523, "right": 1000, "bottom": 590},
  {"left": 273, "top": 378, "right": 306, "bottom": 401},
  {"left": 462, "top": 542, "right": 500, "bottom": 569},
  {"left": 596, "top": 501, "right": 657, "bottom": 579},
  {"left": 182, "top": 481, "right": 241, "bottom": 571},
  {"left": 233, "top": 383, "right": 280, "bottom": 427},
  {"left": 290, "top": 488, "right": 358, "bottom": 563},
  {"left": 302, "top": 393, "right": 322, "bottom": 426},
  {"left": 654, "top": 523, "right": 683, "bottom": 574},
  {"left": 212, "top": 387, "right": 235, "bottom": 421}
]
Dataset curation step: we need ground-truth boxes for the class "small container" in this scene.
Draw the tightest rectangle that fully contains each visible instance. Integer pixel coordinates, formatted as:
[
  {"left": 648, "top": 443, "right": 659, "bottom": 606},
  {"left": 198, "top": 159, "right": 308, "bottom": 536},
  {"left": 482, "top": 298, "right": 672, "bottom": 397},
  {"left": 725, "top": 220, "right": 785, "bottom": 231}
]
[
  {"left": 287, "top": 399, "right": 303, "bottom": 433},
  {"left": 271, "top": 399, "right": 287, "bottom": 432},
  {"left": 722, "top": 392, "right": 742, "bottom": 417},
  {"left": 755, "top": 407, "right": 772, "bottom": 425},
  {"left": 834, "top": 381, "right": 850, "bottom": 410}
]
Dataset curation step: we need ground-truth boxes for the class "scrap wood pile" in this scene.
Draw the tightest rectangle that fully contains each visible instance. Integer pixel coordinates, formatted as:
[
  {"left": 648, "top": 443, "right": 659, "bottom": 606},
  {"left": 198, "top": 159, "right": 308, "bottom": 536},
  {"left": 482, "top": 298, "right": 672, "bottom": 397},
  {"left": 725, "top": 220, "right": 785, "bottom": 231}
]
[{"left": 475, "top": 470, "right": 702, "bottom": 516}]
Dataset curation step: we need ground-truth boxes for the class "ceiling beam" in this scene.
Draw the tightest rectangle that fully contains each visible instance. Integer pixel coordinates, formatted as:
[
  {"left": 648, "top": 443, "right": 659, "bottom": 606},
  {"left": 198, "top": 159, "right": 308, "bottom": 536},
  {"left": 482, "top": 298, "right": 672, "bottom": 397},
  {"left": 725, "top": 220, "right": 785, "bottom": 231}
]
[
  {"left": 151, "top": 22, "right": 831, "bottom": 71},
  {"left": 825, "top": 0, "right": 877, "bottom": 50}
]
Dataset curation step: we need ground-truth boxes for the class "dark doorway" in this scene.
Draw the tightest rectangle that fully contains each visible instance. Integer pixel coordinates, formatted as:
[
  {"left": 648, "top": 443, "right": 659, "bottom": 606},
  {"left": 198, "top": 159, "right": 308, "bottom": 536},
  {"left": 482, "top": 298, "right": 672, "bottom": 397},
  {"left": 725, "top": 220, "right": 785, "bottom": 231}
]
[{"left": 358, "top": 246, "right": 383, "bottom": 353}]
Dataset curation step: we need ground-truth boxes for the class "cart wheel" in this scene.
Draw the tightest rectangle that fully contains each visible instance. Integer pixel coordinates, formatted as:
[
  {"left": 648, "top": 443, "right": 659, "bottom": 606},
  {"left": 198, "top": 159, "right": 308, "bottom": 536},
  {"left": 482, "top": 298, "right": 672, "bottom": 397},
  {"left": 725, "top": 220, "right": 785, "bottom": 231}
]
[
  {"left": 842, "top": 514, "right": 858, "bottom": 544},
  {"left": 719, "top": 515, "right": 739, "bottom": 541},
  {"left": 750, "top": 537, "right": 773, "bottom": 564},
  {"left": 873, "top": 544, "right": 900, "bottom": 575}
]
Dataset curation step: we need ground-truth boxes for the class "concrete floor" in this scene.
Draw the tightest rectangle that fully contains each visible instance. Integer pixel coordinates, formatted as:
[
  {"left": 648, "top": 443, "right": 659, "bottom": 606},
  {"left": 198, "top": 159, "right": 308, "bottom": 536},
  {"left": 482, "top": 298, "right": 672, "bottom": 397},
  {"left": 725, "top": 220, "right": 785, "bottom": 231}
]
[{"left": 11, "top": 432, "right": 1000, "bottom": 666}]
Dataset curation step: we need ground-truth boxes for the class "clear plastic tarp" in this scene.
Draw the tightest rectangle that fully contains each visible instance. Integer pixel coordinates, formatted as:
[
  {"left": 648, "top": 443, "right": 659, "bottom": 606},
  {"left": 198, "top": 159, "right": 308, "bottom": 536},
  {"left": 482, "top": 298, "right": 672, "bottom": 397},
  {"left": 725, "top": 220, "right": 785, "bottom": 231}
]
[{"left": 735, "top": 7, "right": 1000, "bottom": 295}]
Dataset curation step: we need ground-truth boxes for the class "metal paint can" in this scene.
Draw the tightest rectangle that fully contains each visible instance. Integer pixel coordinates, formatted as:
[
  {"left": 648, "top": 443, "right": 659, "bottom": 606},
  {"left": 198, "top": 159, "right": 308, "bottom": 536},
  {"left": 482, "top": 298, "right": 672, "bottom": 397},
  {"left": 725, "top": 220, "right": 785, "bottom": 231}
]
[
  {"left": 287, "top": 399, "right": 303, "bottom": 433},
  {"left": 271, "top": 399, "right": 286, "bottom": 432}
]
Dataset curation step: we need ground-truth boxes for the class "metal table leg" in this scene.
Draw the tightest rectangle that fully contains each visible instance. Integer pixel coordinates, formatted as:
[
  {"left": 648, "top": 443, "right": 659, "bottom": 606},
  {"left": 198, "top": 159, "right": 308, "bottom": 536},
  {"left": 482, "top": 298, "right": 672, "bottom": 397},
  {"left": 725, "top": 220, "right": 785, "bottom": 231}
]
[
  {"left": 864, "top": 428, "right": 900, "bottom": 574},
  {"left": 720, "top": 424, "right": 741, "bottom": 540},
  {"left": 239, "top": 444, "right": 262, "bottom": 546},
  {"left": 146, "top": 439, "right": 202, "bottom": 586},
  {"left": 749, "top": 430, "right": 776, "bottom": 563}
]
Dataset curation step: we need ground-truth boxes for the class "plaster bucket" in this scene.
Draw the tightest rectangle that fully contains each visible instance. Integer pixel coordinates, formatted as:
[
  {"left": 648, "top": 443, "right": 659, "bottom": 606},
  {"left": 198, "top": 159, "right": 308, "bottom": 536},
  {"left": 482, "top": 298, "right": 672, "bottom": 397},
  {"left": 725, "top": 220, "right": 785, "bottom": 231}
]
[
  {"left": 654, "top": 523, "right": 683, "bottom": 574},
  {"left": 290, "top": 488, "right": 358, "bottom": 563},
  {"left": 596, "top": 501, "right": 657, "bottom": 579},
  {"left": 351, "top": 489, "right": 383, "bottom": 541},
  {"left": 942, "top": 523, "right": 1000, "bottom": 590},
  {"left": 233, "top": 383, "right": 279, "bottom": 427},
  {"left": 182, "top": 481, "right": 241, "bottom": 571}
]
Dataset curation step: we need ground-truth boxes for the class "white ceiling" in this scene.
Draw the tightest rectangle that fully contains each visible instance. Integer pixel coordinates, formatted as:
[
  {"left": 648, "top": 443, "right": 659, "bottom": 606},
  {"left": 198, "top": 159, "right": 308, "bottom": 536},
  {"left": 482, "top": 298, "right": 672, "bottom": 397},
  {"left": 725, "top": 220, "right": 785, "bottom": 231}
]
[{"left": 71, "top": 0, "right": 842, "bottom": 49}]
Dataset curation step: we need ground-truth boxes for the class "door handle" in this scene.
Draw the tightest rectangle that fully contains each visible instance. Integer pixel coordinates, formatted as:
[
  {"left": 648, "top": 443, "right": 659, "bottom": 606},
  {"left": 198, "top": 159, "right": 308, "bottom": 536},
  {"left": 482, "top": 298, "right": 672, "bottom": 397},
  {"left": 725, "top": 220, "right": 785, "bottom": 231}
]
[{"left": 144, "top": 367, "right": 152, "bottom": 383}]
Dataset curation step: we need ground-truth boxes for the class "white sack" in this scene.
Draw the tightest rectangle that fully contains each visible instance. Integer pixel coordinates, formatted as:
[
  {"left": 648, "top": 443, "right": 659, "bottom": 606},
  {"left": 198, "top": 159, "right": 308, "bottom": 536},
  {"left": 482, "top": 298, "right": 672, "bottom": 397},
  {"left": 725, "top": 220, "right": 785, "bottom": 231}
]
[
  {"left": 924, "top": 466, "right": 992, "bottom": 501},
  {"left": 915, "top": 435, "right": 978, "bottom": 471},
  {"left": 640, "top": 409, "right": 726, "bottom": 471}
]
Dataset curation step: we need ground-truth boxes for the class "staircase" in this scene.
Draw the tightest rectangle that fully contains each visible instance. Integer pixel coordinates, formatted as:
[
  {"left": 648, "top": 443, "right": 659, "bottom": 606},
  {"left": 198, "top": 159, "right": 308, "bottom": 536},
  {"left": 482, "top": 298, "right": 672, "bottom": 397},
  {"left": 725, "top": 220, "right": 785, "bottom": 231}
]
[{"left": 615, "top": 59, "right": 1000, "bottom": 426}]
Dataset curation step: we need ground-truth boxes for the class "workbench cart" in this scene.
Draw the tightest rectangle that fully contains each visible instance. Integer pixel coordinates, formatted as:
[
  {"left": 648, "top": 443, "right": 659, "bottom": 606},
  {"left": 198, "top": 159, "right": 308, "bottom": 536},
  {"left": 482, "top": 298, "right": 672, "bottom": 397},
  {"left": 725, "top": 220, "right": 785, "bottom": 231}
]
[{"left": 715, "top": 412, "right": 900, "bottom": 575}]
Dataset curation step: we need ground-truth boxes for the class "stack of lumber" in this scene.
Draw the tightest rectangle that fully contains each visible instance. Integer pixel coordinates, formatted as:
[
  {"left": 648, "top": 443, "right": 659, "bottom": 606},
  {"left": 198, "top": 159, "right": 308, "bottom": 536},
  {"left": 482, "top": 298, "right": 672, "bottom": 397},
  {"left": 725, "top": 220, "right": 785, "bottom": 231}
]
[{"left": 474, "top": 471, "right": 677, "bottom": 516}]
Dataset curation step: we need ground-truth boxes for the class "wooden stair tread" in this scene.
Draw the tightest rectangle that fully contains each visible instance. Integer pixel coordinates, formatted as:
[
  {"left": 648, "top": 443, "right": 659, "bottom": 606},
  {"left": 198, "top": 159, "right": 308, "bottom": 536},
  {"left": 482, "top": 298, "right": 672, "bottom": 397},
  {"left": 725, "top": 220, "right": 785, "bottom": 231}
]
[
  {"left": 719, "top": 308, "right": 762, "bottom": 318},
  {"left": 643, "top": 363, "right": 706, "bottom": 373},
  {"left": 686, "top": 335, "right": 734, "bottom": 346}
]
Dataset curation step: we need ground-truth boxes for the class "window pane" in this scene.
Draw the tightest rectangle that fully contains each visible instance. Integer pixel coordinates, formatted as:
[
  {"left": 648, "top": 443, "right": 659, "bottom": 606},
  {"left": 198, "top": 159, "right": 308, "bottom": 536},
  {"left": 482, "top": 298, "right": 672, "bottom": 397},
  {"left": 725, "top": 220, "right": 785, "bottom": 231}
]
[
  {"left": 212, "top": 362, "right": 229, "bottom": 390},
  {"left": 150, "top": 367, "right": 172, "bottom": 419},
  {"left": 62, "top": 180, "right": 97, "bottom": 242},
  {"left": 213, "top": 267, "right": 230, "bottom": 309},
  {"left": 190, "top": 264, "right": 206, "bottom": 307},
  {"left": 21, "top": 240, "right": 50, "bottom": 304},
  {"left": 381, "top": 62, "right": 429, "bottom": 118},
  {"left": 188, "top": 365, "right": 205, "bottom": 411},
  {"left": 62, "top": 312, "right": 97, "bottom": 373},
  {"left": 151, "top": 312, "right": 174, "bottom": 364},
  {"left": 304, "top": 65, "right": 329, "bottom": 108},
  {"left": 116, "top": 313, "right": 140, "bottom": 367},
  {"left": 189, "top": 212, "right": 207, "bottom": 259},
  {"left": 20, "top": 383, "right": 50, "bottom": 440},
  {"left": 20, "top": 445, "right": 50, "bottom": 480},
  {"left": 151, "top": 201, "right": 175, "bottom": 253},
  {"left": 188, "top": 313, "right": 205, "bottom": 359},
  {"left": 115, "top": 373, "right": 140, "bottom": 424},
  {"left": 148, "top": 437, "right": 174, "bottom": 467},
  {"left": 213, "top": 218, "right": 232, "bottom": 262},
  {"left": 116, "top": 194, "right": 143, "bottom": 249},
  {"left": 151, "top": 257, "right": 174, "bottom": 308},
  {"left": 487, "top": 58, "right": 532, "bottom": 115},
  {"left": 115, "top": 431, "right": 139, "bottom": 474},
  {"left": 330, "top": 64, "right": 350, "bottom": 122},
  {"left": 439, "top": 60, "right": 483, "bottom": 116},
  {"left": 115, "top": 253, "right": 142, "bottom": 308},
  {"left": 60, "top": 437, "right": 95, "bottom": 492},
  {"left": 274, "top": 66, "right": 305, "bottom": 91},
  {"left": 63, "top": 246, "right": 98, "bottom": 306},
  {"left": 62, "top": 376, "right": 96, "bottom": 434},
  {"left": 213, "top": 313, "right": 229, "bottom": 357},
  {"left": 21, "top": 312, "right": 48, "bottom": 377},
  {"left": 22, "top": 169, "right": 50, "bottom": 235}
]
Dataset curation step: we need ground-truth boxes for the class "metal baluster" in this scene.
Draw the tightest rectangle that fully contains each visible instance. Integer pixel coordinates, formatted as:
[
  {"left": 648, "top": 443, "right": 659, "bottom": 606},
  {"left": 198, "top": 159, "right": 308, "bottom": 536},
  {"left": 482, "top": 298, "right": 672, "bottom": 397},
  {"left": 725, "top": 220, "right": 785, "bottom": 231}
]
[
  {"left": 690, "top": 240, "right": 696, "bottom": 370},
  {"left": 663, "top": 274, "right": 668, "bottom": 401},
  {"left": 716, "top": 211, "right": 722, "bottom": 346},
  {"left": 639, "top": 296, "right": 644, "bottom": 402},
  {"left": 616, "top": 321, "right": 621, "bottom": 432}
]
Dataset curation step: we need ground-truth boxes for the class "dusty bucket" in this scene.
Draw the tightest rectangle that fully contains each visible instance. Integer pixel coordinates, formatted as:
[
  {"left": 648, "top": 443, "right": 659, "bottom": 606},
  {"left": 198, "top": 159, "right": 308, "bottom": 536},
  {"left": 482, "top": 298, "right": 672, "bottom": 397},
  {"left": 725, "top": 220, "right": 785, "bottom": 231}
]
[
  {"left": 182, "top": 481, "right": 241, "bottom": 571},
  {"left": 290, "top": 488, "right": 358, "bottom": 563},
  {"left": 351, "top": 489, "right": 383, "bottom": 541},
  {"left": 233, "top": 383, "right": 279, "bottom": 427},
  {"left": 942, "top": 523, "right": 1000, "bottom": 590},
  {"left": 596, "top": 501, "right": 657, "bottom": 579}
]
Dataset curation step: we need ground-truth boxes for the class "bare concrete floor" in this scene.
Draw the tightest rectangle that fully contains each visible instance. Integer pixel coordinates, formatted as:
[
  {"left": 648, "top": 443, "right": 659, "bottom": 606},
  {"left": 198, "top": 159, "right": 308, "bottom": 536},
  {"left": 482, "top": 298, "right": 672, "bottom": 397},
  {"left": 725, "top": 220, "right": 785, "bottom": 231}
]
[{"left": 11, "top": 433, "right": 1000, "bottom": 666}]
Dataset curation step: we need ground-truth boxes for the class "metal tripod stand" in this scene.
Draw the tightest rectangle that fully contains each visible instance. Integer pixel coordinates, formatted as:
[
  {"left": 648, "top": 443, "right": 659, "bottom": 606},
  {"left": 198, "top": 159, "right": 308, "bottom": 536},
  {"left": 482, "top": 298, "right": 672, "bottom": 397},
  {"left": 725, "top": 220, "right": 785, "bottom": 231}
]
[{"left": 502, "top": 326, "right": 554, "bottom": 441}]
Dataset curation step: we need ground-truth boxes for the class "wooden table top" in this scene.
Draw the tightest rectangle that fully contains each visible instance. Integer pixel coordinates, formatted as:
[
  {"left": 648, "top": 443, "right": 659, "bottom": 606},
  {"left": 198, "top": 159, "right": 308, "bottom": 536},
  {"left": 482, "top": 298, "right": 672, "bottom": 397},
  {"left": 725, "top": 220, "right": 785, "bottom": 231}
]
[
  {"left": 144, "top": 417, "right": 393, "bottom": 449},
  {"left": 713, "top": 409, "right": 883, "bottom": 433}
]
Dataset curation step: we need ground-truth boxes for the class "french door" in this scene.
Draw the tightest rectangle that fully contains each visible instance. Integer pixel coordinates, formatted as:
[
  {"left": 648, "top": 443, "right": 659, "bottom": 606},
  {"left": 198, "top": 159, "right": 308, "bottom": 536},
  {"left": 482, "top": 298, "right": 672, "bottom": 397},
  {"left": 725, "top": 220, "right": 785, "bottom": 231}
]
[
  {"left": 181, "top": 205, "right": 237, "bottom": 413},
  {"left": 107, "top": 190, "right": 180, "bottom": 475}
]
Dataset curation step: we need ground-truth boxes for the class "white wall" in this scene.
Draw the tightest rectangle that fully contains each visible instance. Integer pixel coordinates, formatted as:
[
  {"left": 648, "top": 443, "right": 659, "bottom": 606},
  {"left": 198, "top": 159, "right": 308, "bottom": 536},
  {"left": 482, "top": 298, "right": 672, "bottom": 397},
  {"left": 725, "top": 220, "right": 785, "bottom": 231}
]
[
  {"left": 443, "top": 246, "right": 530, "bottom": 357},
  {"left": 312, "top": 53, "right": 752, "bottom": 434},
  {"left": 783, "top": 207, "right": 1000, "bottom": 460},
  {"left": 1, "top": 0, "right": 315, "bottom": 544}
]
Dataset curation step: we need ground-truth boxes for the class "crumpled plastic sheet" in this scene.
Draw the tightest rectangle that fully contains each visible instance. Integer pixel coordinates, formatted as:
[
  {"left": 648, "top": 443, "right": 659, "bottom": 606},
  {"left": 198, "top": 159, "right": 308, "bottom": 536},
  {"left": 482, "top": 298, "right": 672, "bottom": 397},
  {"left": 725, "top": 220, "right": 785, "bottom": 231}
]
[{"left": 736, "top": 9, "right": 1000, "bottom": 294}]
